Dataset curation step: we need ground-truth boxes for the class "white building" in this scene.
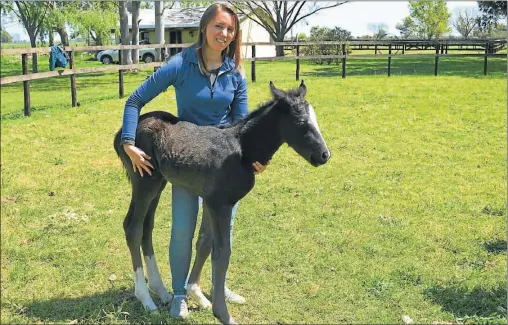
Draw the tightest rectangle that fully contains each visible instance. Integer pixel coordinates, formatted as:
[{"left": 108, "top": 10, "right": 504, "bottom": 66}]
[{"left": 117, "top": 7, "right": 276, "bottom": 59}]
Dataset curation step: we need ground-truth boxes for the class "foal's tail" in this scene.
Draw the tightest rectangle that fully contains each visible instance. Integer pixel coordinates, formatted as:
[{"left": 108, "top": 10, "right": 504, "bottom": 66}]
[
  {"left": 113, "top": 129, "right": 134, "bottom": 182},
  {"left": 114, "top": 111, "right": 180, "bottom": 182}
]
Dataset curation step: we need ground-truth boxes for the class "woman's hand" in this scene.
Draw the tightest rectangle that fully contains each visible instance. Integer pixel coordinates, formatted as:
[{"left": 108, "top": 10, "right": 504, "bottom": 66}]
[
  {"left": 123, "top": 144, "right": 154, "bottom": 177},
  {"left": 253, "top": 160, "right": 271, "bottom": 175}
]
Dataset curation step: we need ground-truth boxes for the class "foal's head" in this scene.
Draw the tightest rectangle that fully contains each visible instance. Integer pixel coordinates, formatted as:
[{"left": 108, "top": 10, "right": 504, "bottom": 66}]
[{"left": 270, "top": 81, "right": 331, "bottom": 167}]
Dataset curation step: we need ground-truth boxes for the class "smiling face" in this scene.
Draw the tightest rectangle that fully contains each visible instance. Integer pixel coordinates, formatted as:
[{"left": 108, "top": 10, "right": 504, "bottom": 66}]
[{"left": 204, "top": 9, "right": 236, "bottom": 54}]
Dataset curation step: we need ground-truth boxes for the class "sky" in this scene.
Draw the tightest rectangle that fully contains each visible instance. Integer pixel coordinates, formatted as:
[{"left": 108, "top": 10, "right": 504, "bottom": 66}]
[
  {"left": 3, "top": 1, "right": 480, "bottom": 42},
  {"left": 291, "top": 1, "right": 479, "bottom": 37}
]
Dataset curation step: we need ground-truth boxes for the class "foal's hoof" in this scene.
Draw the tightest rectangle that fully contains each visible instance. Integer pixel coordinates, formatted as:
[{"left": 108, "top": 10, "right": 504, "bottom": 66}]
[
  {"left": 143, "top": 302, "right": 159, "bottom": 313},
  {"left": 147, "top": 308, "right": 159, "bottom": 315},
  {"left": 135, "top": 292, "right": 158, "bottom": 312},
  {"left": 158, "top": 291, "right": 173, "bottom": 305},
  {"left": 215, "top": 313, "right": 237, "bottom": 325},
  {"left": 143, "top": 303, "right": 159, "bottom": 313}
]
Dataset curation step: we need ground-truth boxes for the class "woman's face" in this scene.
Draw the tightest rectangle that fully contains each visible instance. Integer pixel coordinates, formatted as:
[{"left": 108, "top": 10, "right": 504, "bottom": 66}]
[{"left": 204, "top": 9, "right": 236, "bottom": 54}]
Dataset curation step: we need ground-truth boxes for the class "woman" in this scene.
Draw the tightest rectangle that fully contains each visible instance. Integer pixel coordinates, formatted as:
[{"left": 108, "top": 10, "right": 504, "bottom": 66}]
[{"left": 120, "top": 3, "right": 269, "bottom": 319}]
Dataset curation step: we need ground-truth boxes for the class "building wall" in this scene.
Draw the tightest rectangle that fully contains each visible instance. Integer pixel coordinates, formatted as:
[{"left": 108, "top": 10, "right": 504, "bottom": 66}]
[
  {"left": 121, "top": 28, "right": 198, "bottom": 44},
  {"left": 240, "top": 18, "right": 276, "bottom": 58}
]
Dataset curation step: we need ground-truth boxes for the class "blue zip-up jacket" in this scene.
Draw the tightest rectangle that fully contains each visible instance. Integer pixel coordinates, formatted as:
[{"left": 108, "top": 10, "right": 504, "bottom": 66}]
[{"left": 121, "top": 45, "right": 248, "bottom": 142}]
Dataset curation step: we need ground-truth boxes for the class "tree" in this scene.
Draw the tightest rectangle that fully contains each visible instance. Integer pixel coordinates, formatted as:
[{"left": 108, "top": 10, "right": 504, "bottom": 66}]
[
  {"left": 396, "top": 16, "right": 414, "bottom": 38},
  {"left": 230, "top": 1, "right": 348, "bottom": 56},
  {"left": 398, "top": 0, "right": 451, "bottom": 39},
  {"left": 131, "top": 0, "right": 141, "bottom": 64},
  {"left": 477, "top": 1, "right": 507, "bottom": 19},
  {"left": 154, "top": 1, "right": 165, "bottom": 61},
  {"left": 42, "top": 1, "right": 72, "bottom": 46},
  {"left": 70, "top": 2, "right": 118, "bottom": 46},
  {"left": 1, "top": 1, "right": 49, "bottom": 72},
  {"left": 301, "top": 26, "right": 351, "bottom": 65},
  {"left": 368, "top": 23, "right": 389, "bottom": 39},
  {"left": 119, "top": 1, "right": 132, "bottom": 64},
  {"left": 476, "top": 1, "right": 507, "bottom": 37},
  {"left": 154, "top": 1, "right": 178, "bottom": 62},
  {"left": 297, "top": 32, "right": 307, "bottom": 41},
  {"left": 1, "top": 29, "right": 13, "bottom": 43},
  {"left": 452, "top": 8, "right": 479, "bottom": 39}
]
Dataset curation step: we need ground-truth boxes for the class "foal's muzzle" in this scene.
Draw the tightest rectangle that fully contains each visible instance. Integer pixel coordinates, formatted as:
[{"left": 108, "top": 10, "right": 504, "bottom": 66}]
[{"left": 310, "top": 149, "right": 331, "bottom": 166}]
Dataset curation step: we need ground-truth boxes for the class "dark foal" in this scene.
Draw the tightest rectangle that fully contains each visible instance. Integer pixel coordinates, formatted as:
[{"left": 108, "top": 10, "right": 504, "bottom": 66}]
[{"left": 114, "top": 81, "right": 330, "bottom": 324}]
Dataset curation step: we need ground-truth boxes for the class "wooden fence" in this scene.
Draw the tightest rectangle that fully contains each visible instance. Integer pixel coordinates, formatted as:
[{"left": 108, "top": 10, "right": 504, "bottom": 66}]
[{"left": 1, "top": 40, "right": 506, "bottom": 116}]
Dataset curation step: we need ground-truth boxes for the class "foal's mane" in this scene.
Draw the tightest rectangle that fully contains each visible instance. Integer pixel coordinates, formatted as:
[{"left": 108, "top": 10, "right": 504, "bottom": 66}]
[
  {"left": 225, "top": 97, "right": 277, "bottom": 129},
  {"left": 228, "top": 85, "right": 305, "bottom": 130}
]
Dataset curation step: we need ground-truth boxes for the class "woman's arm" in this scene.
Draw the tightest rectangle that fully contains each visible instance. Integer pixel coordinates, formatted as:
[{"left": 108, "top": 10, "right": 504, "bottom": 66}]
[
  {"left": 121, "top": 55, "right": 182, "bottom": 176},
  {"left": 121, "top": 55, "right": 182, "bottom": 141},
  {"left": 230, "top": 74, "right": 249, "bottom": 122}
]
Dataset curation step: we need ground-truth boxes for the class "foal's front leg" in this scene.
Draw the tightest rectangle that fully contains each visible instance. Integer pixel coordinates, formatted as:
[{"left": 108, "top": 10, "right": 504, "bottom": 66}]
[{"left": 205, "top": 200, "right": 236, "bottom": 325}]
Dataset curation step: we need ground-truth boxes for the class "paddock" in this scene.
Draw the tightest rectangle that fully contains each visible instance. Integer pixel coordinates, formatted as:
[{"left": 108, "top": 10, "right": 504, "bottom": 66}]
[{"left": 1, "top": 59, "right": 506, "bottom": 324}]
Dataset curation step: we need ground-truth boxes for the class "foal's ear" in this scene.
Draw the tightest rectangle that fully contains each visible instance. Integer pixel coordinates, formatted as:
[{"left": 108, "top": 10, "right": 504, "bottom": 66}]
[
  {"left": 299, "top": 80, "right": 307, "bottom": 97},
  {"left": 270, "top": 81, "right": 286, "bottom": 99}
]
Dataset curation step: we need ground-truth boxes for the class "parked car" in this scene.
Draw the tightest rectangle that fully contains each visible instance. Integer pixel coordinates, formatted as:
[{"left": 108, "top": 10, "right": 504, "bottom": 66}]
[{"left": 97, "top": 41, "right": 157, "bottom": 64}]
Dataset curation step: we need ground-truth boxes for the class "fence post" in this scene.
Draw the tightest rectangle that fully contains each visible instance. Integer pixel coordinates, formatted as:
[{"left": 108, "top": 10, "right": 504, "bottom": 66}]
[
  {"left": 388, "top": 44, "right": 392, "bottom": 77},
  {"left": 251, "top": 45, "right": 256, "bottom": 83},
  {"left": 341, "top": 43, "right": 346, "bottom": 79},
  {"left": 296, "top": 44, "right": 300, "bottom": 81},
  {"left": 22, "top": 53, "right": 31, "bottom": 116},
  {"left": 69, "top": 51, "right": 78, "bottom": 107},
  {"left": 118, "top": 50, "right": 124, "bottom": 98},
  {"left": 484, "top": 42, "right": 488, "bottom": 75},
  {"left": 434, "top": 44, "right": 439, "bottom": 76}
]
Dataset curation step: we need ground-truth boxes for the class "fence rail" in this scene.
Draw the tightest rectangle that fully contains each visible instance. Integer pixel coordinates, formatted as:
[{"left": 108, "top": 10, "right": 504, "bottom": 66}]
[{"left": 1, "top": 40, "right": 506, "bottom": 116}]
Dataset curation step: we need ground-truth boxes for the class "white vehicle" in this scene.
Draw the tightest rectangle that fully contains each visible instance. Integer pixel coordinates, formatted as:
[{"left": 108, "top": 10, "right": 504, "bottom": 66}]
[{"left": 97, "top": 42, "right": 158, "bottom": 64}]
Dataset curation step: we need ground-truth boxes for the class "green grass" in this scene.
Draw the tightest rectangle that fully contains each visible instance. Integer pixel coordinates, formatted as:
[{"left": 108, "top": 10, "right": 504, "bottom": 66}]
[
  {"left": 1, "top": 51, "right": 506, "bottom": 118},
  {"left": 1, "top": 58, "right": 506, "bottom": 324}
]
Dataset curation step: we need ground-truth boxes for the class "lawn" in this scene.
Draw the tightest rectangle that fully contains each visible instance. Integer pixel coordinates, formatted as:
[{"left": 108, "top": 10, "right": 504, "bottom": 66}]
[{"left": 1, "top": 56, "right": 506, "bottom": 324}]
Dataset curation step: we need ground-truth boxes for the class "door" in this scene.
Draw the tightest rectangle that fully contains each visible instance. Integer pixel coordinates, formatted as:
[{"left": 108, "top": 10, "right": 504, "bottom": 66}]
[{"left": 169, "top": 30, "right": 182, "bottom": 56}]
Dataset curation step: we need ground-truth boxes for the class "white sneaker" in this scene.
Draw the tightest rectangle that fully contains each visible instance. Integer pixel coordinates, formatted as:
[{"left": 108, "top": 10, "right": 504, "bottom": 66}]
[
  {"left": 187, "top": 284, "right": 212, "bottom": 309},
  {"left": 211, "top": 287, "right": 246, "bottom": 304},
  {"left": 169, "top": 295, "right": 189, "bottom": 319},
  {"left": 225, "top": 287, "right": 246, "bottom": 304}
]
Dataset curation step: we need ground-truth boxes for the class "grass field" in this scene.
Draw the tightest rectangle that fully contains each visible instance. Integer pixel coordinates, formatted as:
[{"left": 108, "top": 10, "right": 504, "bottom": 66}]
[{"left": 1, "top": 54, "right": 506, "bottom": 324}]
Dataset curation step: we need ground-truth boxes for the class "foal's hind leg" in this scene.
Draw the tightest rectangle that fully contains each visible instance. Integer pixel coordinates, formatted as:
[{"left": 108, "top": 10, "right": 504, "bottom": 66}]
[
  {"left": 204, "top": 200, "right": 237, "bottom": 325},
  {"left": 187, "top": 209, "right": 213, "bottom": 309},
  {"left": 140, "top": 180, "right": 172, "bottom": 305},
  {"left": 124, "top": 175, "right": 165, "bottom": 311}
]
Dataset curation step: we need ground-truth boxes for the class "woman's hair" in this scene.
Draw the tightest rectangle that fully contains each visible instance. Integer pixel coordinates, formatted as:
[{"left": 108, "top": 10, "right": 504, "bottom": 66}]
[{"left": 195, "top": 3, "right": 243, "bottom": 75}]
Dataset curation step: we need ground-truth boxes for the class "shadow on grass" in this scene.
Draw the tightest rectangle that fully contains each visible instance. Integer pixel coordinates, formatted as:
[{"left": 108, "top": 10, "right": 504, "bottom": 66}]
[
  {"left": 424, "top": 283, "right": 507, "bottom": 320},
  {"left": 17, "top": 288, "right": 189, "bottom": 324},
  {"left": 483, "top": 239, "right": 507, "bottom": 254}
]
